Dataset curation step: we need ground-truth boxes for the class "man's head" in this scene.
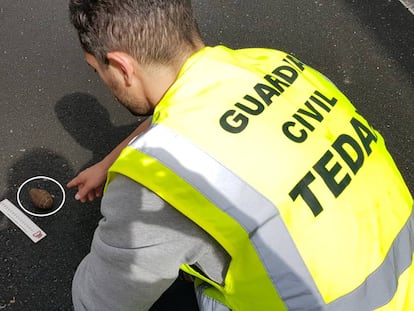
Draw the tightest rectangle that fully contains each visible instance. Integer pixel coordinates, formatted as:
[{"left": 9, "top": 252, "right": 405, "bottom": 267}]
[
  {"left": 69, "top": 0, "right": 201, "bottom": 66},
  {"left": 69, "top": 0, "right": 203, "bottom": 116}
]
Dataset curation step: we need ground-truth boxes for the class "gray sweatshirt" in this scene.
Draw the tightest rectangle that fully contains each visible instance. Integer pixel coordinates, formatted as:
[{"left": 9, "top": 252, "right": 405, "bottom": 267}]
[{"left": 72, "top": 174, "right": 229, "bottom": 311}]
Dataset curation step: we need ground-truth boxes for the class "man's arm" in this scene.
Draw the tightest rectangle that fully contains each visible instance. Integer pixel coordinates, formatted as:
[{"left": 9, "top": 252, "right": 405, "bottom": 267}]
[
  {"left": 67, "top": 118, "right": 151, "bottom": 202},
  {"left": 72, "top": 174, "right": 225, "bottom": 311}
]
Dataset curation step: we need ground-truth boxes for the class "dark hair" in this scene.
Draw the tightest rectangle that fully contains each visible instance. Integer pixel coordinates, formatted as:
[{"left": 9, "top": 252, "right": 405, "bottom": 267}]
[{"left": 69, "top": 0, "right": 201, "bottom": 65}]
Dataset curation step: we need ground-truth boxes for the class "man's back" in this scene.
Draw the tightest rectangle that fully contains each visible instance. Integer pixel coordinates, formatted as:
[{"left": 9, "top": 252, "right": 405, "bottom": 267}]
[{"left": 105, "top": 46, "right": 414, "bottom": 310}]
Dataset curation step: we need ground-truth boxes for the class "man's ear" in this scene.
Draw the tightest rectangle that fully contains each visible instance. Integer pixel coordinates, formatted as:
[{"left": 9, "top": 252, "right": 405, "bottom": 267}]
[{"left": 105, "top": 51, "right": 136, "bottom": 87}]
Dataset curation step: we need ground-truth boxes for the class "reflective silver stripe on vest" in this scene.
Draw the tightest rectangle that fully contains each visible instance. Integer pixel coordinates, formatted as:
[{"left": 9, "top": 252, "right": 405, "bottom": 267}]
[
  {"left": 130, "top": 124, "right": 414, "bottom": 311},
  {"left": 329, "top": 209, "right": 414, "bottom": 310}
]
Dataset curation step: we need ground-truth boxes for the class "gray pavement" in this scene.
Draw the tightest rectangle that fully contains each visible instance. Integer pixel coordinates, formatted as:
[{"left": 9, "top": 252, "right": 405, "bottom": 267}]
[{"left": 0, "top": 1, "right": 413, "bottom": 310}]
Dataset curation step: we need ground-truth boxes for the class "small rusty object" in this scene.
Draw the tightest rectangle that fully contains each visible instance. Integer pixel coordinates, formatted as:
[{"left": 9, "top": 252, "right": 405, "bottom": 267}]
[{"left": 29, "top": 188, "right": 54, "bottom": 210}]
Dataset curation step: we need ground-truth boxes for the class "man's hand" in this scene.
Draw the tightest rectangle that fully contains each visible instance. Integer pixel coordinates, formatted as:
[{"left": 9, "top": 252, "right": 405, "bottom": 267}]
[{"left": 67, "top": 161, "right": 108, "bottom": 203}]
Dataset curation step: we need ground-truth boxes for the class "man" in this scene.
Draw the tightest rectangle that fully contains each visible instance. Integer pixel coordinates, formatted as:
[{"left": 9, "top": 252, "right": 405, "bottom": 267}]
[{"left": 68, "top": 0, "right": 414, "bottom": 310}]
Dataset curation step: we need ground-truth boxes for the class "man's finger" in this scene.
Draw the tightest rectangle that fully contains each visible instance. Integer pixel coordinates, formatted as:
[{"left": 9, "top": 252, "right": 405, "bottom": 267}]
[
  {"left": 67, "top": 176, "right": 81, "bottom": 188},
  {"left": 95, "top": 185, "right": 104, "bottom": 198},
  {"left": 74, "top": 184, "right": 89, "bottom": 202}
]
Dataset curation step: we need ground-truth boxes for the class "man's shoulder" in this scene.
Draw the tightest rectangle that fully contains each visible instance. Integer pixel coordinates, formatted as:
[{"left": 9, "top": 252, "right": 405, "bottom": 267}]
[{"left": 206, "top": 45, "right": 289, "bottom": 62}]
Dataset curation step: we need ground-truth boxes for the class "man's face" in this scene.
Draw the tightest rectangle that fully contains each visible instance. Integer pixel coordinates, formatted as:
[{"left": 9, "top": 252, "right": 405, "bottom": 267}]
[{"left": 85, "top": 53, "right": 154, "bottom": 116}]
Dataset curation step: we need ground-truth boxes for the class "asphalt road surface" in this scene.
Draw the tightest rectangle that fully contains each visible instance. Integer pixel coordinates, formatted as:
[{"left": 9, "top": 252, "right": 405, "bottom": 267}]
[{"left": 0, "top": 1, "right": 413, "bottom": 310}]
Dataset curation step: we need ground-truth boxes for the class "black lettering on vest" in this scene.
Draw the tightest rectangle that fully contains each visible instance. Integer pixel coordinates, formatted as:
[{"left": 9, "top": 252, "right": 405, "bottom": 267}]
[
  {"left": 350, "top": 118, "right": 378, "bottom": 155},
  {"left": 284, "top": 55, "right": 305, "bottom": 72},
  {"left": 264, "top": 74, "right": 290, "bottom": 94},
  {"left": 309, "top": 95, "right": 331, "bottom": 112},
  {"left": 332, "top": 134, "right": 364, "bottom": 174},
  {"left": 283, "top": 90, "right": 338, "bottom": 143},
  {"left": 293, "top": 113, "right": 315, "bottom": 131},
  {"left": 235, "top": 95, "right": 265, "bottom": 115},
  {"left": 254, "top": 83, "right": 280, "bottom": 105},
  {"left": 313, "top": 150, "right": 351, "bottom": 197},
  {"left": 272, "top": 65, "right": 298, "bottom": 84},
  {"left": 313, "top": 90, "right": 337, "bottom": 108},
  {"left": 220, "top": 60, "right": 304, "bottom": 134},
  {"left": 219, "top": 110, "right": 249, "bottom": 134},
  {"left": 282, "top": 121, "right": 307, "bottom": 143},
  {"left": 297, "top": 100, "right": 324, "bottom": 123},
  {"left": 289, "top": 116, "right": 379, "bottom": 217},
  {"left": 289, "top": 171, "right": 324, "bottom": 216}
]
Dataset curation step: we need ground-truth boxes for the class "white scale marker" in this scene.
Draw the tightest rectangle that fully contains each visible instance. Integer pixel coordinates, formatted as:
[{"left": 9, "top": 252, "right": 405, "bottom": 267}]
[{"left": 0, "top": 199, "right": 46, "bottom": 243}]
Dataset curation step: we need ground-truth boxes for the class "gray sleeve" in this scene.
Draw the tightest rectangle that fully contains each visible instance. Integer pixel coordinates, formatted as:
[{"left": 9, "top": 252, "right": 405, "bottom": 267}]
[{"left": 72, "top": 174, "right": 228, "bottom": 311}]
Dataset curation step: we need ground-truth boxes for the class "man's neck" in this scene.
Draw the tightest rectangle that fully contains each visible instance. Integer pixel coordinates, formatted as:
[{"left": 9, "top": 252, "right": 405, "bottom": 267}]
[{"left": 141, "top": 42, "right": 205, "bottom": 107}]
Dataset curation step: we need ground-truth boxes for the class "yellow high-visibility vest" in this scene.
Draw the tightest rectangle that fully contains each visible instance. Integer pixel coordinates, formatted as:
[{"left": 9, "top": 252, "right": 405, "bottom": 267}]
[{"left": 106, "top": 46, "right": 414, "bottom": 310}]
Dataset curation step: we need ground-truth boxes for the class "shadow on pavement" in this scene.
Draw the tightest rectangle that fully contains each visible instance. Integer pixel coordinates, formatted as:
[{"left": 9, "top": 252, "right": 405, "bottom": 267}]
[
  {"left": 55, "top": 92, "right": 139, "bottom": 186},
  {"left": 0, "top": 147, "right": 100, "bottom": 310}
]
